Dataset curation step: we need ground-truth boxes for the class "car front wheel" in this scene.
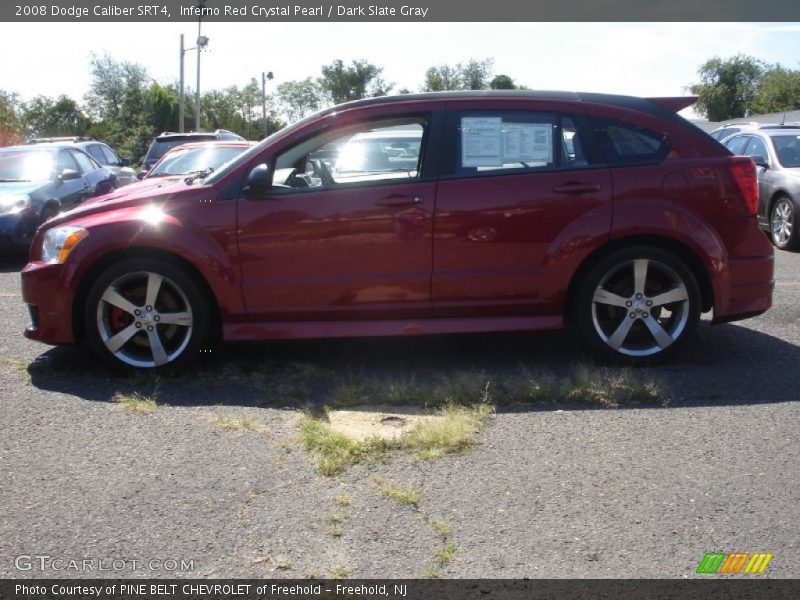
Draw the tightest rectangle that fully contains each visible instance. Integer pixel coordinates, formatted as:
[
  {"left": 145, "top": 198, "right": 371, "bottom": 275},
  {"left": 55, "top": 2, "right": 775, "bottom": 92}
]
[
  {"left": 770, "top": 196, "right": 798, "bottom": 251},
  {"left": 576, "top": 247, "right": 701, "bottom": 363},
  {"left": 85, "top": 258, "right": 212, "bottom": 370}
]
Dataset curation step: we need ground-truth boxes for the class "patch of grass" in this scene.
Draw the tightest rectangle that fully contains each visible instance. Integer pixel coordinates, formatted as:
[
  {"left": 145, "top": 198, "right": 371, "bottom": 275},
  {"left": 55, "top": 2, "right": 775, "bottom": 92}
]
[
  {"left": 327, "top": 526, "right": 345, "bottom": 538},
  {"left": 434, "top": 540, "right": 458, "bottom": 566},
  {"left": 430, "top": 519, "right": 451, "bottom": 537},
  {"left": 374, "top": 478, "right": 421, "bottom": 507},
  {"left": 324, "top": 513, "right": 347, "bottom": 524},
  {"left": 332, "top": 494, "right": 353, "bottom": 507},
  {"left": 330, "top": 565, "right": 352, "bottom": 579},
  {"left": 402, "top": 404, "right": 493, "bottom": 460},
  {"left": 297, "top": 413, "right": 394, "bottom": 476},
  {"left": 275, "top": 560, "right": 293, "bottom": 570},
  {"left": 113, "top": 391, "right": 157, "bottom": 413},
  {"left": 561, "top": 366, "right": 668, "bottom": 408},
  {"left": 422, "top": 567, "right": 441, "bottom": 579},
  {"left": 212, "top": 414, "right": 267, "bottom": 433}
]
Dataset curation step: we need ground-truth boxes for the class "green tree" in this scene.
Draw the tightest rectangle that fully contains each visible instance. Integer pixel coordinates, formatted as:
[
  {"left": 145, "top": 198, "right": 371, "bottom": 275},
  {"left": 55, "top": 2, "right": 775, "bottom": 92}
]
[
  {"left": 461, "top": 58, "right": 494, "bottom": 90},
  {"left": 422, "top": 58, "right": 495, "bottom": 92},
  {"left": 319, "top": 59, "right": 391, "bottom": 104},
  {"left": 22, "top": 95, "right": 90, "bottom": 137},
  {"left": 690, "top": 55, "right": 766, "bottom": 121},
  {"left": 274, "top": 78, "right": 326, "bottom": 122},
  {"left": 423, "top": 64, "right": 462, "bottom": 91},
  {"left": 145, "top": 83, "right": 180, "bottom": 134},
  {"left": 85, "top": 53, "right": 150, "bottom": 121},
  {"left": 490, "top": 74, "right": 517, "bottom": 90},
  {"left": 751, "top": 65, "right": 800, "bottom": 115},
  {"left": 0, "top": 90, "right": 24, "bottom": 145}
]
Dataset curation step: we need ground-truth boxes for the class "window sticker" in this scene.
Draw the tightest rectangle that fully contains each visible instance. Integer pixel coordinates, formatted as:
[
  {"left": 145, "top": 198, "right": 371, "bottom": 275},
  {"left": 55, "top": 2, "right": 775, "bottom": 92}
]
[
  {"left": 461, "top": 117, "right": 503, "bottom": 167},
  {"left": 503, "top": 123, "right": 552, "bottom": 163}
]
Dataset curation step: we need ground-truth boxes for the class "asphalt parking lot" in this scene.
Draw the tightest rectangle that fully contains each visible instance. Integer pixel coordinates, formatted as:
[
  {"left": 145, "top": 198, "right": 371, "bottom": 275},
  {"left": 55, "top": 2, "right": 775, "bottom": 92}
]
[{"left": 0, "top": 249, "right": 798, "bottom": 579}]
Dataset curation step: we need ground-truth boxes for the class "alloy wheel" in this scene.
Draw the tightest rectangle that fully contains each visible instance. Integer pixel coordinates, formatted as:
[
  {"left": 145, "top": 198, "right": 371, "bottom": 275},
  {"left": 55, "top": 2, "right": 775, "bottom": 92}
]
[
  {"left": 95, "top": 271, "right": 194, "bottom": 368},
  {"left": 590, "top": 258, "right": 691, "bottom": 357}
]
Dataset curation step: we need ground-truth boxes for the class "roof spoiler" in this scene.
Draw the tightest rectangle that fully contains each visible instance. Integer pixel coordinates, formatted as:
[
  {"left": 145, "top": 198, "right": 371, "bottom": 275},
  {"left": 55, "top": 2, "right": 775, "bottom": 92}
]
[{"left": 646, "top": 96, "right": 698, "bottom": 113}]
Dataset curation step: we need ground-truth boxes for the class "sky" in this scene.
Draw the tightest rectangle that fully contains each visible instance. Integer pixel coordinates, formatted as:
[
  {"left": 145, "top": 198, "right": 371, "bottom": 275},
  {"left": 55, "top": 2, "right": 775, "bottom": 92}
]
[{"left": 2, "top": 22, "right": 800, "bottom": 120}]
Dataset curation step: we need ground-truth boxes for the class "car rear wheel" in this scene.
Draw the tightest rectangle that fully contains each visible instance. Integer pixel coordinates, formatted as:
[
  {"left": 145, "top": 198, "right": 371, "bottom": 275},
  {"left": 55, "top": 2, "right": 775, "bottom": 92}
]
[
  {"left": 84, "top": 258, "right": 211, "bottom": 371},
  {"left": 576, "top": 247, "right": 701, "bottom": 363},
  {"left": 770, "top": 196, "right": 798, "bottom": 251}
]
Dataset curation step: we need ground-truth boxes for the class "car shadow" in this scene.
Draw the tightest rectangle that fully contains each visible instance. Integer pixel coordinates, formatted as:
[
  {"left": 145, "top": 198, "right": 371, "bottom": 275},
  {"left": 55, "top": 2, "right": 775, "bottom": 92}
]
[
  {"left": 26, "top": 320, "right": 800, "bottom": 412},
  {"left": 0, "top": 250, "right": 28, "bottom": 273}
]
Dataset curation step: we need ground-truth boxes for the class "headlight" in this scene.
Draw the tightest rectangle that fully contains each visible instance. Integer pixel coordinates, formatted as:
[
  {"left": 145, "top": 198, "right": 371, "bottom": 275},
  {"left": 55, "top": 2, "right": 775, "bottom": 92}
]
[
  {"left": 40, "top": 226, "right": 88, "bottom": 264},
  {"left": 0, "top": 194, "right": 31, "bottom": 215}
]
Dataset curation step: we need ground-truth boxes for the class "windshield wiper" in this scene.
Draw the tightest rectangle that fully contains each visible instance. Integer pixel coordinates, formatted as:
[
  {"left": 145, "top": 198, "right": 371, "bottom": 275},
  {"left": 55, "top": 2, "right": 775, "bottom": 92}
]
[
  {"left": 184, "top": 167, "right": 213, "bottom": 184},
  {"left": 0, "top": 178, "right": 30, "bottom": 182}
]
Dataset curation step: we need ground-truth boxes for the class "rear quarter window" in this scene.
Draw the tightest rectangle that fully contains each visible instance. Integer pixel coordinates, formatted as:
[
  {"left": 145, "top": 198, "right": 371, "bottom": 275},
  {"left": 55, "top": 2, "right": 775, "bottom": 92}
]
[{"left": 592, "top": 118, "right": 671, "bottom": 166}]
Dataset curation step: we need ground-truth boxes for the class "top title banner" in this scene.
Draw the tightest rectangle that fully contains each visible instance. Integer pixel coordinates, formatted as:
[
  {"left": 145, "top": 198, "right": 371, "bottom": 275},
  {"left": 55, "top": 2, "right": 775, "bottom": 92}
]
[{"left": 4, "top": 0, "right": 800, "bottom": 22}]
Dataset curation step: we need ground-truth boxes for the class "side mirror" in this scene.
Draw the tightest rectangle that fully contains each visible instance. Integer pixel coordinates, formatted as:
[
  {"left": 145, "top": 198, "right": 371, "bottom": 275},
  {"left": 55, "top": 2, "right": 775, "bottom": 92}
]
[
  {"left": 137, "top": 170, "right": 147, "bottom": 180},
  {"left": 750, "top": 154, "right": 769, "bottom": 169},
  {"left": 120, "top": 157, "right": 131, "bottom": 167},
  {"left": 56, "top": 168, "right": 81, "bottom": 184},
  {"left": 242, "top": 163, "right": 273, "bottom": 195}
]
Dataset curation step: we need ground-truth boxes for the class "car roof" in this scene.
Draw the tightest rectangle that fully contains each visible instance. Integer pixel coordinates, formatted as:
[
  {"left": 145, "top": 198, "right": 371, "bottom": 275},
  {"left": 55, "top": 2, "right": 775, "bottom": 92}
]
[{"left": 162, "top": 140, "right": 256, "bottom": 151}]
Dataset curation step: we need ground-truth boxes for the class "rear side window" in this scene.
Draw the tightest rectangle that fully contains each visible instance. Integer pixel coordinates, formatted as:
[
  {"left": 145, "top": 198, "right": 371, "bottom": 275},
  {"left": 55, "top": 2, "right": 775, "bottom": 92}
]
[
  {"left": 445, "top": 111, "right": 598, "bottom": 177},
  {"left": 87, "top": 144, "right": 106, "bottom": 164},
  {"left": 593, "top": 118, "right": 670, "bottom": 166},
  {"left": 725, "top": 135, "right": 750, "bottom": 155}
]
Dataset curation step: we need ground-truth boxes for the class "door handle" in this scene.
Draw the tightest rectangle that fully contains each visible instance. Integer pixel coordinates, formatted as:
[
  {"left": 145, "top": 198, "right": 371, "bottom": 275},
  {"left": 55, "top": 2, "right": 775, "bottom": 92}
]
[
  {"left": 375, "top": 194, "right": 423, "bottom": 207},
  {"left": 553, "top": 182, "right": 601, "bottom": 194}
]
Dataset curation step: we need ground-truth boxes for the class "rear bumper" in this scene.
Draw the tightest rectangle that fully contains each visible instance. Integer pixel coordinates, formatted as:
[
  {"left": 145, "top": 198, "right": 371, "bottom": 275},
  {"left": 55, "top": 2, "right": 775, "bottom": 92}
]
[
  {"left": 21, "top": 261, "right": 76, "bottom": 344},
  {"left": 712, "top": 254, "right": 774, "bottom": 324}
]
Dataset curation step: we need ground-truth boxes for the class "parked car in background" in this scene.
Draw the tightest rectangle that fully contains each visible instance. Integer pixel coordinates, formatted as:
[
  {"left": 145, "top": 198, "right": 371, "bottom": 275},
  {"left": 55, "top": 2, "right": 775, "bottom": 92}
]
[
  {"left": 0, "top": 144, "right": 116, "bottom": 249},
  {"left": 140, "top": 129, "right": 246, "bottom": 174},
  {"left": 708, "top": 122, "right": 800, "bottom": 143},
  {"left": 145, "top": 141, "right": 256, "bottom": 181},
  {"left": 723, "top": 128, "right": 800, "bottom": 250},
  {"left": 28, "top": 137, "right": 137, "bottom": 187},
  {"left": 21, "top": 91, "right": 773, "bottom": 370}
]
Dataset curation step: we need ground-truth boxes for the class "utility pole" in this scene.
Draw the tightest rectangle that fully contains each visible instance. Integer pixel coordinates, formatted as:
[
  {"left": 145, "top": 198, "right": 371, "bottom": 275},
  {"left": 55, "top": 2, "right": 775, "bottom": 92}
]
[
  {"left": 178, "top": 34, "right": 185, "bottom": 132},
  {"left": 262, "top": 71, "right": 273, "bottom": 139},
  {"left": 195, "top": 0, "right": 205, "bottom": 132}
]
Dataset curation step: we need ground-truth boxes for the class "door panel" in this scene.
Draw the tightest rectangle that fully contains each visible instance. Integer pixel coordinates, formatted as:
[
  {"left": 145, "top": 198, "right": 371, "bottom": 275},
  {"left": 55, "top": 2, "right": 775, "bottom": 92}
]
[
  {"left": 237, "top": 181, "right": 435, "bottom": 320},
  {"left": 433, "top": 101, "right": 613, "bottom": 317}
]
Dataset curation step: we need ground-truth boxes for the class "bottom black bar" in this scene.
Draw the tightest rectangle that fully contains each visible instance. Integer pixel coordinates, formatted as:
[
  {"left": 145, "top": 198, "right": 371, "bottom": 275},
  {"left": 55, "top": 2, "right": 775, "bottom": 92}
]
[{"left": 3, "top": 579, "right": 800, "bottom": 600}]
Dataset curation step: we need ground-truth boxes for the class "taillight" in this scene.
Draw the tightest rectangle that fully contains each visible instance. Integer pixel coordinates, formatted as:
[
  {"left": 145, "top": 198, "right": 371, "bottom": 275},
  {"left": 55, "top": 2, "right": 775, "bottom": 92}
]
[{"left": 728, "top": 156, "right": 758, "bottom": 215}]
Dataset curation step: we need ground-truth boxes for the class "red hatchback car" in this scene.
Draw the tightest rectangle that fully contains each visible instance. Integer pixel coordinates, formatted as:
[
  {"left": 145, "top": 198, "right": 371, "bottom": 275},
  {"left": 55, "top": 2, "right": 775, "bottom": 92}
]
[{"left": 21, "top": 91, "right": 773, "bottom": 370}]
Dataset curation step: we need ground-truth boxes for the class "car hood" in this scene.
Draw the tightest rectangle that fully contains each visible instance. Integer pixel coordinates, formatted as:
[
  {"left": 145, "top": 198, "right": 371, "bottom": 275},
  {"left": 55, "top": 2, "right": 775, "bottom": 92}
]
[
  {"left": 79, "top": 176, "right": 186, "bottom": 207},
  {"left": 51, "top": 178, "right": 201, "bottom": 225},
  {"left": 0, "top": 181, "right": 42, "bottom": 197}
]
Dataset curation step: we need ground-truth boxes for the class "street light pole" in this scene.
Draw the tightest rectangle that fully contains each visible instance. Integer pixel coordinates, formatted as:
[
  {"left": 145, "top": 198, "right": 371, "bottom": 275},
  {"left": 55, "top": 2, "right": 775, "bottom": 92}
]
[
  {"left": 262, "top": 71, "right": 273, "bottom": 139},
  {"left": 178, "top": 34, "right": 185, "bottom": 132},
  {"left": 195, "top": 0, "right": 205, "bottom": 132}
]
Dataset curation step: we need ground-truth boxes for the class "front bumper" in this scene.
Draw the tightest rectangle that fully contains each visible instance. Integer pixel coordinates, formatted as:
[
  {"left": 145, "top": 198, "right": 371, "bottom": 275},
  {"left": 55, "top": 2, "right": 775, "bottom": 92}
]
[
  {"left": 0, "top": 211, "right": 39, "bottom": 248},
  {"left": 21, "top": 261, "right": 76, "bottom": 344}
]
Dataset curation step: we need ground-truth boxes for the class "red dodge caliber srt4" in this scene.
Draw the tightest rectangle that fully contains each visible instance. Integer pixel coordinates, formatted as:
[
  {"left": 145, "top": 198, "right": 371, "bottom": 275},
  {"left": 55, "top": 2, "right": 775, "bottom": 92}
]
[{"left": 21, "top": 91, "right": 774, "bottom": 370}]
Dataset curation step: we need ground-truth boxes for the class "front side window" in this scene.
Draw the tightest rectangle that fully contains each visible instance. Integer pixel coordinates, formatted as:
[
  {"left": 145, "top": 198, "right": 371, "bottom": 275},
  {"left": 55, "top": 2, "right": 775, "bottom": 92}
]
[
  {"left": 272, "top": 117, "right": 426, "bottom": 190},
  {"left": 71, "top": 150, "right": 97, "bottom": 174},
  {"left": 771, "top": 134, "right": 800, "bottom": 168},
  {"left": 56, "top": 151, "right": 79, "bottom": 174}
]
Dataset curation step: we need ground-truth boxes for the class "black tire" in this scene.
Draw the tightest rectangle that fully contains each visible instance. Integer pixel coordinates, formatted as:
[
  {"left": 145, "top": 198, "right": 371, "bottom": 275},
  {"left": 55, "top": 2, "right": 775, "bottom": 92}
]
[
  {"left": 575, "top": 246, "right": 701, "bottom": 364},
  {"left": 769, "top": 195, "right": 798, "bottom": 251},
  {"left": 84, "top": 257, "right": 212, "bottom": 371}
]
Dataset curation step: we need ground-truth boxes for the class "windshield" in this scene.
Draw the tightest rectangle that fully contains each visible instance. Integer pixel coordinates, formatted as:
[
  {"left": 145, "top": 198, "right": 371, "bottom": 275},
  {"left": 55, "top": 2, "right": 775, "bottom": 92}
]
[
  {"left": 147, "top": 137, "right": 215, "bottom": 163},
  {"left": 771, "top": 134, "right": 800, "bottom": 168},
  {"left": 0, "top": 149, "right": 54, "bottom": 182},
  {"left": 147, "top": 146, "right": 250, "bottom": 178}
]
